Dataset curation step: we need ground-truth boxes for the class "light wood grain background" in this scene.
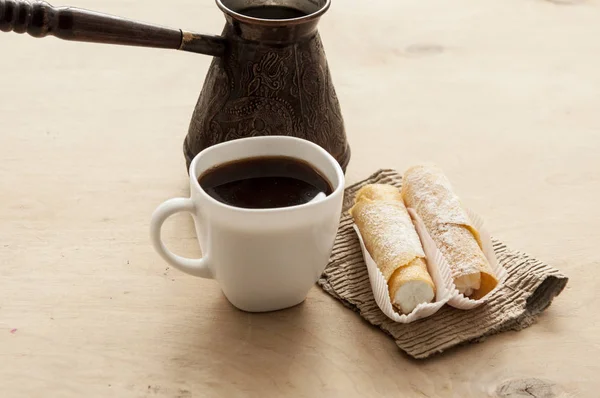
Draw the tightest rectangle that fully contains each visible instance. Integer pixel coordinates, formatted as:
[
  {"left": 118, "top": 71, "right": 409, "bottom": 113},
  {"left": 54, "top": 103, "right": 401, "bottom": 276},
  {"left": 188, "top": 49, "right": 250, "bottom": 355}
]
[{"left": 1, "top": 0, "right": 598, "bottom": 396}]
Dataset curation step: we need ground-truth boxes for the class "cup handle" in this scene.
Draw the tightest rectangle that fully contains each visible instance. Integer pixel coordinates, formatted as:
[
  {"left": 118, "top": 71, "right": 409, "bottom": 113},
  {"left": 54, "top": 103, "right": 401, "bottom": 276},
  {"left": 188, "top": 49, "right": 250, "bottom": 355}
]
[{"left": 150, "top": 198, "right": 213, "bottom": 279}]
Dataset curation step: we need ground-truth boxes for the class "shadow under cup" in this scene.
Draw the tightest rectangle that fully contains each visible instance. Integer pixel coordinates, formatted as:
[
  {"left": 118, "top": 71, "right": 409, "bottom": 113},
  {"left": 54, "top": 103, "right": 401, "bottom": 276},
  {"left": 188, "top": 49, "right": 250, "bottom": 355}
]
[{"left": 188, "top": 136, "right": 345, "bottom": 312}]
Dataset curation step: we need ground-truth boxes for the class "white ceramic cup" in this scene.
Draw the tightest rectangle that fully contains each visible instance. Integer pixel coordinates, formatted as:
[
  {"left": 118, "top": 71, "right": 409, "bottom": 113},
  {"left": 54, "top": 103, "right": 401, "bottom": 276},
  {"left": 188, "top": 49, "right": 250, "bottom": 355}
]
[{"left": 150, "top": 136, "right": 345, "bottom": 312}]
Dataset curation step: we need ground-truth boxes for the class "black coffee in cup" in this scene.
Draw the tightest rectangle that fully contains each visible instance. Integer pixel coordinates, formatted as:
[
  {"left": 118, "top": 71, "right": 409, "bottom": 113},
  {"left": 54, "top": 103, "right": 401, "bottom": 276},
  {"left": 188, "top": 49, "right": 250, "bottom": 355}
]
[{"left": 198, "top": 156, "right": 333, "bottom": 209}]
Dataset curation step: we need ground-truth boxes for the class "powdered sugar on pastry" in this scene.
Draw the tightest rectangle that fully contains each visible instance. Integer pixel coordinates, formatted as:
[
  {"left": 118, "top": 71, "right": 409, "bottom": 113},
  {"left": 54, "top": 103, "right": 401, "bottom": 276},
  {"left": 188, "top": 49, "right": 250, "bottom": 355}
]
[
  {"left": 350, "top": 200, "right": 425, "bottom": 278},
  {"left": 401, "top": 164, "right": 482, "bottom": 247},
  {"left": 350, "top": 184, "right": 434, "bottom": 314},
  {"left": 402, "top": 165, "right": 497, "bottom": 298}
]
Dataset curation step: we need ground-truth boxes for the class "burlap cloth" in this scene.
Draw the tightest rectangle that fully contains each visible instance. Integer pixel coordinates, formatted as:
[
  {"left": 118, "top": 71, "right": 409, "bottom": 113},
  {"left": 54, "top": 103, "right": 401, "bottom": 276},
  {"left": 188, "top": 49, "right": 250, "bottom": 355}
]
[{"left": 318, "top": 169, "right": 568, "bottom": 359}]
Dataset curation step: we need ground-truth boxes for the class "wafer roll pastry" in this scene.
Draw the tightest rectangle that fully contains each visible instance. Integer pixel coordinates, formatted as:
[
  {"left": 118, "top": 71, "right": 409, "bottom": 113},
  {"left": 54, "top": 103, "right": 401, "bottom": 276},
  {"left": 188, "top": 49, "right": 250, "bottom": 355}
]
[
  {"left": 349, "top": 184, "right": 435, "bottom": 314},
  {"left": 401, "top": 165, "right": 498, "bottom": 299}
]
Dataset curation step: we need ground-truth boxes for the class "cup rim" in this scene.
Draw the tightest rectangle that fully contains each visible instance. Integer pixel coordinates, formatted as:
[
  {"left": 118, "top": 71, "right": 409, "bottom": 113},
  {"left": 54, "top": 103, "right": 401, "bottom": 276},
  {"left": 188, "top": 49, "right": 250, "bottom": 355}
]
[
  {"left": 189, "top": 136, "right": 345, "bottom": 214},
  {"left": 215, "top": 0, "right": 331, "bottom": 26}
]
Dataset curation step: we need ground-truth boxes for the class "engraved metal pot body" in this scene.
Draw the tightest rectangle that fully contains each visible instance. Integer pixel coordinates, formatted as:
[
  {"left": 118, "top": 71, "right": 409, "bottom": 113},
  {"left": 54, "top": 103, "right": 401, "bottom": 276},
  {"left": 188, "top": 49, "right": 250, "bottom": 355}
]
[
  {"left": 184, "top": 0, "right": 350, "bottom": 172},
  {"left": 0, "top": 0, "right": 350, "bottom": 171}
]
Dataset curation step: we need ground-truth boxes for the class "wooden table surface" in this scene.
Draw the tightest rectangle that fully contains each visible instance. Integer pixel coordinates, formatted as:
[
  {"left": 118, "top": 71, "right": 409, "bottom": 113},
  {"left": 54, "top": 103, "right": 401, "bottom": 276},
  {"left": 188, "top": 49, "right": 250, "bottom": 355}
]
[{"left": 1, "top": 0, "right": 597, "bottom": 396}]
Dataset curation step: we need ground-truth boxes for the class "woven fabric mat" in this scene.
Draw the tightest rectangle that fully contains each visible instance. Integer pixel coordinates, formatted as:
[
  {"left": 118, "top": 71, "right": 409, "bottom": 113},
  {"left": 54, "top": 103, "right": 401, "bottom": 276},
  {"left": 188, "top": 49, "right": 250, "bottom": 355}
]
[{"left": 318, "top": 169, "right": 568, "bottom": 359}]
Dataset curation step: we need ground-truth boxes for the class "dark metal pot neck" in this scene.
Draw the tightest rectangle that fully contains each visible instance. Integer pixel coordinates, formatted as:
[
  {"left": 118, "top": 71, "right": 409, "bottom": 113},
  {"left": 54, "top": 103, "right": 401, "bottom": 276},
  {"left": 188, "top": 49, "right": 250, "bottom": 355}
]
[{"left": 217, "top": 0, "right": 330, "bottom": 43}]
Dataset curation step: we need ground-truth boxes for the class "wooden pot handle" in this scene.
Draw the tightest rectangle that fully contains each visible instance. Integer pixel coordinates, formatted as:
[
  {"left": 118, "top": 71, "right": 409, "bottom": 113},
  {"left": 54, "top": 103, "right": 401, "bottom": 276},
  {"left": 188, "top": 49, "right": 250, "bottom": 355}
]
[{"left": 0, "top": 0, "right": 226, "bottom": 56}]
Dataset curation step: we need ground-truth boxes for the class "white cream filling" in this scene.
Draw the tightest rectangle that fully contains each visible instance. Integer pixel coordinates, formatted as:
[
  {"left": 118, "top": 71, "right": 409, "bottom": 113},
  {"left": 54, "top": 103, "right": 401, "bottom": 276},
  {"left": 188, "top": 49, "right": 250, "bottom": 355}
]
[
  {"left": 393, "top": 281, "right": 435, "bottom": 314},
  {"left": 454, "top": 273, "right": 481, "bottom": 297}
]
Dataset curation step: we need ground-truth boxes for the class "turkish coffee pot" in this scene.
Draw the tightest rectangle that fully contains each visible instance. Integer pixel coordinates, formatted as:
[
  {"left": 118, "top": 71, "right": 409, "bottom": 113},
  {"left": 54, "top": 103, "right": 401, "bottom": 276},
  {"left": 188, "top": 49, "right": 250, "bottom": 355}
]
[{"left": 0, "top": 0, "right": 351, "bottom": 171}]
